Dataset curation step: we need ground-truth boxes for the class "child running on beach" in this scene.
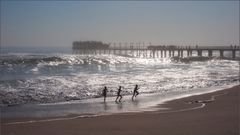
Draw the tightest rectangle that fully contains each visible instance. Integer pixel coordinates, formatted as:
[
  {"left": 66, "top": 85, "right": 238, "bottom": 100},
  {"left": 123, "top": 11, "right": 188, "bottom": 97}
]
[
  {"left": 115, "top": 86, "right": 123, "bottom": 102},
  {"left": 132, "top": 84, "right": 139, "bottom": 100},
  {"left": 102, "top": 86, "right": 108, "bottom": 102}
]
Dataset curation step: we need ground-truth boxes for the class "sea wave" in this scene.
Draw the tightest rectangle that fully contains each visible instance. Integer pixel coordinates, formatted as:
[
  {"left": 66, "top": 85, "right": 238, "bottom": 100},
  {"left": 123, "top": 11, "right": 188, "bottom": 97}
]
[
  {"left": 0, "top": 54, "right": 170, "bottom": 66},
  {"left": 1, "top": 54, "right": 238, "bottom": 67},
  {"left": 0, "top": 54, "right": 239, "bottom": 106}
]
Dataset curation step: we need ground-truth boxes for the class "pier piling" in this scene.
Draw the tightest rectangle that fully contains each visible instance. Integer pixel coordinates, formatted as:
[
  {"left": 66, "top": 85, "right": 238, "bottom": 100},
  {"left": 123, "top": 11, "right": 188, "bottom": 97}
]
[{"left": 73, "top": 42, "right": 239, "bottom": 59}]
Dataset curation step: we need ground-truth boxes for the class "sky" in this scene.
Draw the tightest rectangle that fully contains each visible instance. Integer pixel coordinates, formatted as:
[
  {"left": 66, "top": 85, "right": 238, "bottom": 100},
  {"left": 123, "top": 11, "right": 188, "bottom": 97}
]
[{"left": 1, "top": 1, "right": 239, "bottom": 48}]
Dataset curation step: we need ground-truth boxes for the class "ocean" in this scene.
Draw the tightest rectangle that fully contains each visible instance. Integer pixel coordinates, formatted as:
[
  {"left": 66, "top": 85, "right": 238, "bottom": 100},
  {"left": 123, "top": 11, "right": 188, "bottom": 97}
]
[{"left": 0, "top": 47, "right": 239, "bottom": 118}]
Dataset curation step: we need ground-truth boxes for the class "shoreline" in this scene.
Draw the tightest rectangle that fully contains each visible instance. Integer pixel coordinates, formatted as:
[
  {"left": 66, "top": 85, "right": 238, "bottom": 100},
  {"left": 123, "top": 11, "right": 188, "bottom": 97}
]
[
  {"left": 1, "top": 84, "right": 237, "bottom": 119},
  {"left": 1, "top": 85, "right": 239, "bottom": 135}
]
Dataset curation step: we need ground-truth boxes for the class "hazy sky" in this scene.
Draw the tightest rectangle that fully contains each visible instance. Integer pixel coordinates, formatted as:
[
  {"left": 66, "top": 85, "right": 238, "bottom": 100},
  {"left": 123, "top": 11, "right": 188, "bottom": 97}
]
[{"left": 1, "top": 1, "right": 239, "bottom": 48}]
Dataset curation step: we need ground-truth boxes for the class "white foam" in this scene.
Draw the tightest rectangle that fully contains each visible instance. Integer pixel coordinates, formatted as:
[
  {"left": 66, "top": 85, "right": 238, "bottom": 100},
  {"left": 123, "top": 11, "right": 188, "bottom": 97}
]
[{"left": 0, "top": 54, "right": 239, "bottom": 107}]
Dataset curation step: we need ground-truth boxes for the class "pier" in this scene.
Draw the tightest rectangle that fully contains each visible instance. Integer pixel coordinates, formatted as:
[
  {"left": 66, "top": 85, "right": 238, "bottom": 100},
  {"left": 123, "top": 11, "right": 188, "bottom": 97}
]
[{"left": 72, "top": 43, "right": 240, "bottom": 59}]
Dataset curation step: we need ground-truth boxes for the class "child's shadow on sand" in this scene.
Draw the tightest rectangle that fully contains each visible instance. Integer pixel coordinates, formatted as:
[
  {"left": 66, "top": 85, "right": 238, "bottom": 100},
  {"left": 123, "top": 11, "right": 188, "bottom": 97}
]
[
  {"left": 103, "top": 102, "right": 109, "bottom": 111},
  {"left": 131, "top": 99, "right": 140, "bottom": 107},
  {"left": 115, "top": 101, "right": 123, "bottom": 110}
]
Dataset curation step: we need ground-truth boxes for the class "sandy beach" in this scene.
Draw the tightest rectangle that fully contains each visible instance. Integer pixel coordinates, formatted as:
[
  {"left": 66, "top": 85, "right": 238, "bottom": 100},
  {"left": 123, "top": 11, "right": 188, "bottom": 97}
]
[{"left": 1, "top": 85, "right": 239, "bottom": 135}]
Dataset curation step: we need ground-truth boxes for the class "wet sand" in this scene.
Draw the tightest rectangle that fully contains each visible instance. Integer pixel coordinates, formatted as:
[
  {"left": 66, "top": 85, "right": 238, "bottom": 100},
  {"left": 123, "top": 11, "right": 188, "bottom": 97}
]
[{"left": 1, "top": 85, "right": 239, "bottom": 135}]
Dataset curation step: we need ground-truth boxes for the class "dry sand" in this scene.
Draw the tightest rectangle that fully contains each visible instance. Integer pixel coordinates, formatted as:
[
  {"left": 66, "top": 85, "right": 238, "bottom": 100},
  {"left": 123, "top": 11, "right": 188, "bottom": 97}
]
[{"left": 1, "top": 85, "right": 239, "bottom": 135}]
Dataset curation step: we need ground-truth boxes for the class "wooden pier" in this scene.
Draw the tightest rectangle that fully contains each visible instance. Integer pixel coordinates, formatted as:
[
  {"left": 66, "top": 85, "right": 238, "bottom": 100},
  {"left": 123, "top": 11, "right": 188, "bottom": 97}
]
[{"left": 72, "top": 44, "right": 240, "bottom": 59}]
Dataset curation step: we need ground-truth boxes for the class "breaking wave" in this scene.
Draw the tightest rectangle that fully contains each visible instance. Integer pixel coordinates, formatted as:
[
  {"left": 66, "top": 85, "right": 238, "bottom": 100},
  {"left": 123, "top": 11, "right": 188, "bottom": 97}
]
[{"left": 0, "top": 54, "right": 239, "bottom": 106}]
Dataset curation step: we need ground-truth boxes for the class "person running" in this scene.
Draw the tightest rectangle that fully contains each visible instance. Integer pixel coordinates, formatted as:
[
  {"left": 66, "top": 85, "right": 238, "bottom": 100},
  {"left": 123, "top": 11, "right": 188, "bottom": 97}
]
[
  {"left": 102, "top": 86, "right": 108, "bottom": 102},
  {"left": 115, "top": 86, "right": 123, "bottom": 102},
  {"left": 132, "top": 84, "right": 139, "bottom": 100}
]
